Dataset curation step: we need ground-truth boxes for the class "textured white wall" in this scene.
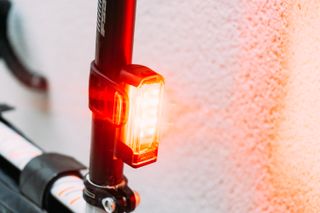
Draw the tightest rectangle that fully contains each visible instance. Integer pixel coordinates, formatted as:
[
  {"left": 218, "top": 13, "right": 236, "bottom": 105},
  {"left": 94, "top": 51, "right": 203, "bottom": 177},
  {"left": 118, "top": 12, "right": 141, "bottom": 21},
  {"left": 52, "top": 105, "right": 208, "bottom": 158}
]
[
  {"left": 271, "top": 1, "right": 320, "bottom": 212},
  {"left": 1, "top": 0, "right": 320, "bottom": 212}
]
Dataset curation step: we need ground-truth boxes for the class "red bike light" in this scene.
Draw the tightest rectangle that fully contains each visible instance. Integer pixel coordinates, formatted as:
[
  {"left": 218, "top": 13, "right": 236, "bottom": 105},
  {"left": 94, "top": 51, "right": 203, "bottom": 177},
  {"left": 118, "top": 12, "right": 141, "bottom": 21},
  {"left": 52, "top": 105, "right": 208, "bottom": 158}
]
[
  {"left": 117, "top": 65, "right": 164, "bottom": 168},
  {"left": 89, "top": 64, "right": 164, "bottom": 168}
]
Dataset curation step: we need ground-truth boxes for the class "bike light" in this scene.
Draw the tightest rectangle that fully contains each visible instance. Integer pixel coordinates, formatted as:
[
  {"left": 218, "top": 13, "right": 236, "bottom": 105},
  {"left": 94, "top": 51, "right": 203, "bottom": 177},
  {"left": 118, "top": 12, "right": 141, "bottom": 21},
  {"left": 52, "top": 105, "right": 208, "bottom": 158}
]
[
  {"left": 89, "top": 64, "right": 164, "bottom": 169},
  {"left": 117, "top": 65, "right": 164, "bottom": 168}
]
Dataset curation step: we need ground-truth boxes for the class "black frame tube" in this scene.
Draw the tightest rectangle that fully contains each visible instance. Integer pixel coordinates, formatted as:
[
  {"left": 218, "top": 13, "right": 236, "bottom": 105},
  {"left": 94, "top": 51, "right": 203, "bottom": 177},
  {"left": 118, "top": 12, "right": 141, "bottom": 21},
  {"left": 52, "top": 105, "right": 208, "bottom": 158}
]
[
  {"left": 95, "top": 0, "right": 136, "bottom": 80},
  {"left": 89, "top": 0, "right": 137, "bottom": 186}
]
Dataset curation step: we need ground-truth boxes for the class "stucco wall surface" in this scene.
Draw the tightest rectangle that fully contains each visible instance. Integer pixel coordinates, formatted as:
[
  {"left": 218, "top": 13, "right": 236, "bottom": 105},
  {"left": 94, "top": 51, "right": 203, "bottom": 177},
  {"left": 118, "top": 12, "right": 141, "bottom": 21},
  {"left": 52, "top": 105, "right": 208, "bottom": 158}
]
[{"left": 0, "top": 0, "right": 319, "bottom": 212}]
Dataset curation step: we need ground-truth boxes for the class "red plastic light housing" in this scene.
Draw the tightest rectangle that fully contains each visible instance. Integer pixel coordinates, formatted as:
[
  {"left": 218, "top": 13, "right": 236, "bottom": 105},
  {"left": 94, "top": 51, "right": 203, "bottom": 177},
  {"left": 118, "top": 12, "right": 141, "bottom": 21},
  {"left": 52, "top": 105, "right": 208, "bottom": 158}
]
[
  {"left": 89, "top": 66, "right": 128, "bottom": 126},
  {"left": 89, "top": 63, "right": 164, "bottom": 168},
  {"left": 117, "top": 65, "right": 164, "bottom": 168}
]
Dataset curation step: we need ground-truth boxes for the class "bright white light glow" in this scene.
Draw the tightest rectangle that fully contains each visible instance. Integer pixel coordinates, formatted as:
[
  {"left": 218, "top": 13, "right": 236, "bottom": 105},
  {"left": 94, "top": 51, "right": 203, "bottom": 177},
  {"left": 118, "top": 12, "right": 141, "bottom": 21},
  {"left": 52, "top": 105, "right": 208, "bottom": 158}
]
[{"left": 123, "top": 81, "right": 164, "bottom": 154}]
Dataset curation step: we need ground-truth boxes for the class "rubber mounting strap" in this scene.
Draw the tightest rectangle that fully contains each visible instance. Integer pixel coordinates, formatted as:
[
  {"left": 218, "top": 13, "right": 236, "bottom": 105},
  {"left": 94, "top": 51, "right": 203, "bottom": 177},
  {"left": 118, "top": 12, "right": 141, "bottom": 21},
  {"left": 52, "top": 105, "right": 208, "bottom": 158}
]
[{"left": 19, "top": 153, "right": 86, "bottom": 208}]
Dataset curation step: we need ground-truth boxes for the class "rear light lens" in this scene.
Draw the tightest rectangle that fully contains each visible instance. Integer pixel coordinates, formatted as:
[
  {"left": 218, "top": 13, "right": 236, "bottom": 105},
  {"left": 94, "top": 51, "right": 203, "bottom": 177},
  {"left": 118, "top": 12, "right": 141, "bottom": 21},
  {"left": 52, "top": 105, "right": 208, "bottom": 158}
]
[
  {"left": 122, "top": 78, "right": 163, "bottom": 162},
  {"left": 118, "top": 65, "right": 164, "bottom": 167}
]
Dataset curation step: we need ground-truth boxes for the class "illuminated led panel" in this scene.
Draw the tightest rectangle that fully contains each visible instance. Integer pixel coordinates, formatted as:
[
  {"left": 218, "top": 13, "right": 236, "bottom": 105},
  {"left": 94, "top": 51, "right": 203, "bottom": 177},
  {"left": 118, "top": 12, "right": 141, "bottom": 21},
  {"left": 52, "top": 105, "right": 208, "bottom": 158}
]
[
  {"left": 125, "top": 80, "right": 163, "bottom": 154},
  {"left": 116, "top": 65, "right": 164, "bottom": 168}
]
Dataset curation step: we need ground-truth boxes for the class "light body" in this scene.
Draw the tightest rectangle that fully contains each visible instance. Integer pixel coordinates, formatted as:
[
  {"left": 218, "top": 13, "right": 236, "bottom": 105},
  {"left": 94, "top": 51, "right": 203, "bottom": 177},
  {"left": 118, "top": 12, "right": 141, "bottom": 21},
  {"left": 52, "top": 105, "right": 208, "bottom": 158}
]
[
  {"left": 118, "top": 65, "right": 164, "bottom": 168},
  {"left": 89, "top": 64, "right": 164, "bottom": 169}
]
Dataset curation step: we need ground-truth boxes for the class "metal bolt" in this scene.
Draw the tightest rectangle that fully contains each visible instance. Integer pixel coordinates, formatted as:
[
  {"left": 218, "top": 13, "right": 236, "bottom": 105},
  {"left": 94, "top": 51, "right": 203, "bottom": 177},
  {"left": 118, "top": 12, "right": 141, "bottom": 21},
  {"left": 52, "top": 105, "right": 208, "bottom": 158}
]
[{"left": 102, "top": 197, "right": 116, "bottom": 213}]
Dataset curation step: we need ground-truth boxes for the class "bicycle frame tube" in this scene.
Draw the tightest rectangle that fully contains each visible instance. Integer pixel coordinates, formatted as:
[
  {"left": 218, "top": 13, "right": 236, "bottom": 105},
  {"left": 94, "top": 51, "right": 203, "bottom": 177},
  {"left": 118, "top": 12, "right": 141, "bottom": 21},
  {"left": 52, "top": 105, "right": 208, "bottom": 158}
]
[{"left": 89, "top": 0, "right": 137, "bottom": 186}]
